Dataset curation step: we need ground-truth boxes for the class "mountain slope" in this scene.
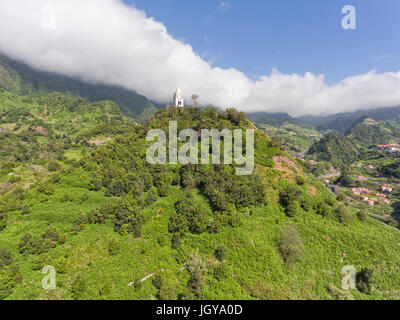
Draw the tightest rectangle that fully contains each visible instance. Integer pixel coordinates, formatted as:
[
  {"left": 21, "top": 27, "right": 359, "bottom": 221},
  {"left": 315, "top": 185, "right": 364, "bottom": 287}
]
[
  {"left": 248, "top": 106, "right": 400, "bottom": 134},
  {"left": 346, "top": 117, "right": 400, "bottom": 146},
  {"left": 1, "top": 95, "right": 400, "bottom": 300},
  {"left": 0, "top": 54, "right": 158, "bottom": 121}
]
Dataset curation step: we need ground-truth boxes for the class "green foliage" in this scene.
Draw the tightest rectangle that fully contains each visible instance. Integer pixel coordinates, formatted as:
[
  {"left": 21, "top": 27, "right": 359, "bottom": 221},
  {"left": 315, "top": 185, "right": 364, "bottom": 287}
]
[
  {"left": 307, "top": 132, "right": 359, "bottom": 170},
  {"left": 356, "top": 268, "right": 374, "bottom": 294},
  {"left": 114, "top": 194, "right": 145, "bottom": 237},
  {"left": 357, "top": 210, "right": 367, "bottom": 222},
  {"left": 107, "top": 239, "right": 120, "bottom": 256},
  {"left": 152, "top": 274, "right": 163, "bottom": 290},
  {"left": 186, "top": 251, "right": 207, "bottom": 298},
  {"left": 336, "top": 205, "right": 352, "bottom": 225},
  {"left": 214, "top": 245, "right": 226, "bottom": 262},
  {"left": 48, "top": 161, "right": 61, "bottom": 172},
  {"left": 71, "top": 275, "right": 86, "bottom": 300},
  {"left": 278, "top": 226, "right": 304, "bottom": 266},
  {"left": 0, "top": 248, "right": 21, "bottom": 299},
  {"left": 18, "top": 228, "right": 61, "bottom": 255},
  {"left": 169, "top": 193, "right": 209, "bottom": 236},
  {"left": 296, "top": 176, "right": 306, "bottom": 186},
  {"left": 0, "top": 248, "right": 13, "bottom": 269},
  {"left": 214, "top": 263, "right": 229, "bottom": 281},
  {"left": 37, "top": 182, "right": 54, "bottom": 196},
  {"left": 73, "top": 213, "right": 88, "bottom": 232}
]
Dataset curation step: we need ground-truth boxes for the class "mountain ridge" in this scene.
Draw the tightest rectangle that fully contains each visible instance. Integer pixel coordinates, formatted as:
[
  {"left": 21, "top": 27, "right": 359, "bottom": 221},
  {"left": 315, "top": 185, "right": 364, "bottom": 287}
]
[{"left": 0, "top": 54, "right": 158, "bottom": 122}]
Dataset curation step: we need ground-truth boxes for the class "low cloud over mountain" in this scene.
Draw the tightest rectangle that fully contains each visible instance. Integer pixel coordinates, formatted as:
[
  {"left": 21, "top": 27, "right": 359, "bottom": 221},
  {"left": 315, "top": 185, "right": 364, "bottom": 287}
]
[{"left": 1, "top": 0, "right": 400, "bottom": 116}]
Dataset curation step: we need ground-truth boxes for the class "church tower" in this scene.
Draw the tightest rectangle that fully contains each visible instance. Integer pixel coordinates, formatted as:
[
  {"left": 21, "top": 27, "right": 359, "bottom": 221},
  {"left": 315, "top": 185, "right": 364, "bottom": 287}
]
[{"left": 173, "top": 87, "right": 184, "bottom": 107}]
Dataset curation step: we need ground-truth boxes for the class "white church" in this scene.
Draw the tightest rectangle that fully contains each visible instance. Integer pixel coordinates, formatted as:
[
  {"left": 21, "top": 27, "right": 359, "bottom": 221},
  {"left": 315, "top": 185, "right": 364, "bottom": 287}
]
[{"left": 173, "top": 86, "right": 184, "bottom": 107}]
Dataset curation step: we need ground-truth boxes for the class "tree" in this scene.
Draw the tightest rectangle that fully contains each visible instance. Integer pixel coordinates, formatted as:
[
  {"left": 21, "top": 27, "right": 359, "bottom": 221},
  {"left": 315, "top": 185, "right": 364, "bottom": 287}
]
[
  {"left": 278, "top": 226, "right": 304, "bottom": 266},
  {"left": 356, "top": 268, "right": 373, "bottom": 294},
  {"left": 186, "top": 251, "right": 207, "bottom": 298},
  {"left": 336, "top": 205, "right": 352, "bottom": 225},
  {"left": 71, "top": 275, "right": 86, "bottom": 300},
  {"left": 357, "top": 210, "right": 367, "bottom": 222},
  {"left": 191, "top": 94, "right": 200, "bottom": 107},
  {"left": 114, "top": 194, "right": 145, "bottom": 237},
  {"left": 214, "top": 246, "right": 226, "bottom": 262}
]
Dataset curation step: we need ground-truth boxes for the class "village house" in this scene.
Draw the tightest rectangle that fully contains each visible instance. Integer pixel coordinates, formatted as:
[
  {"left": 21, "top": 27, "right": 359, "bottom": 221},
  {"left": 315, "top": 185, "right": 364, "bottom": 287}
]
[
  {"left": 376, "top": 144, "right": 400, "bottom": 153},
  {"left": 352, "top": 187, "right": 370, "bottom": 195},
  {"left": 381, "top": 185, "right": 393, "bottom": 193},
  {"left": 367, "top": 198, "right": 378, "bottom": 206},
  {"left": 360, "top": 196, "right": 369, "bottom": 201}
]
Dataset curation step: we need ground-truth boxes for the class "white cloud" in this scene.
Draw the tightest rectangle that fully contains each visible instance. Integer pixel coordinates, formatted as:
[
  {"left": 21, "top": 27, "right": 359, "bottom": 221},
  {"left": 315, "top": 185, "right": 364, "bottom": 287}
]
[
  {"left": 0, "top": 0, "right": 399, "bottom": 116},
  {"left": 218, "top": 2, "right": 232, "bottom": 13}
]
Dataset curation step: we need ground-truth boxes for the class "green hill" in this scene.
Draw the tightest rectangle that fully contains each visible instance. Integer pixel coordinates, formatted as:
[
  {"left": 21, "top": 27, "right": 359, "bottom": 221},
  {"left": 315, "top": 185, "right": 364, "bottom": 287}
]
[
  {"left": 1, "top": 91, "right": 400, "bottom": 300},
  {"left": 306, "top": 117, "right": 400, "bottom": 171},
  {"left": 0, "top": 54, "right": 158, "bottom": 121},
  {"left": 347, "top": 117, "right": 400, "bottom": 146}
]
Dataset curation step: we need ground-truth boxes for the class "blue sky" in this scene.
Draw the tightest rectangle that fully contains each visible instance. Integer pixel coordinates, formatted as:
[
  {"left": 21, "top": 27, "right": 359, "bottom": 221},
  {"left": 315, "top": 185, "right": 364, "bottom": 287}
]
[{"left": 126, "top": 0, "right": 400, "bottom": 83}]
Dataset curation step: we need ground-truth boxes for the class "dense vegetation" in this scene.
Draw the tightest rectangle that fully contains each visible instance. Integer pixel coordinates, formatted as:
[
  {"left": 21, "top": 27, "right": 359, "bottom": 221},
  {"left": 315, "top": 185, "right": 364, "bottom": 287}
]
[
  {"left": 0, "top": 54, "right": 157, "bottom": 121},
  {"left": 1, "top": 90, "right": 400, "bottom": 300}
]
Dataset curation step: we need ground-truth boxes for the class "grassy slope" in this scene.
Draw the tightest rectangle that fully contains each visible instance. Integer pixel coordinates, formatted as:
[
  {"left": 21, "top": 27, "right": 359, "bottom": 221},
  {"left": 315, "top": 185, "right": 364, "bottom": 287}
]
[{"left": 1, "top": 93, "right": 400, "bottom": 300}]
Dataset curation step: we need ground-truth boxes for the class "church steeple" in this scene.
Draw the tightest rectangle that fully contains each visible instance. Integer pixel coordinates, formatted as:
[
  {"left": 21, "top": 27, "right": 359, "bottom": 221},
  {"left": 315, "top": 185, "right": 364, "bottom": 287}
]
[{"left": 173, "top": 86, "right": 184, "bottom": 107}]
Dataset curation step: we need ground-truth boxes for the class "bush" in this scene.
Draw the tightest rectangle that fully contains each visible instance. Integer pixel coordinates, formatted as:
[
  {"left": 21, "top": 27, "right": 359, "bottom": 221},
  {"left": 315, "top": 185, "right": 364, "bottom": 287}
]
[
  {"left": 214, "top": 264, "right": 229, "bottom": 281},
  {"left": 171, "top": 234, "right": 181, "bottom": 249},
  {"left": 186, "top": 251, "right": 207, "bottom": 298},
  {"left": 73, "top": 213, "right": 87, "bottom": 232},
  {"left": 0, "top": 248, "right": 13, "bottom": 268},
  {"left": 356, "top": 268, "right": 373, "bottom": 294},
  {"left": 357, "top": 211, "right": 367, "bottom": 222},
  {"left": 145, "top": 187, "right": 158, "bottom": 206},
  {"left": 214, "top": 246, "right": 226, "bottom": 262},
  {"left": 296, "top": 176, "right": 306, "bottom": 186},
  {"left": 21, "top": 203, "right": 30, "bottom": 215},
  {"left": 89, "top": 202, "right": 118, "bottom": 224},
  {"left": 336, "top": 205, "right": 352, "bottom": 225},
  {"left": 0, "top": 211, "right": 7, "bottom": 231},
  {"left": 285, "top": 201, "right": 301, "bottom": 217},
  {"left": 37, "top": 182, "right": 54, "bottom": 196},
  {"left": 152, "top": 274, "right": 163, "bottom": 290},
  {"left": 43, "top": 228, "right": 59, "bottom": 243},
  {"left": 48, "top": 161, "right": 61, "bottom": 172},
  {"left": 169, "top": 194, "right": 209, "bottom": 236},
  {"left": 314, "top": 201, "right": 330, "bottom": 217},
  {"left": 157, "top": 181, "right": 170, "bottom": 197},
  {"left": 71, "top": 275, "right": 86, "bottom": 300},
  {"left": 337, "top": 193, "right": 346, "bottom": 202},
  {"left": 134, "top": 279, "right": 143, "bottom": 289},
  {"left": 278, "top": 226, "right": 304, "bottom": 266},
  {"left": 107, "top": 239, "right": 120, "bottom": 256},
  {"left": 114, "top": 195, "right": 145, "bottom": 237},
  {"left": 280, "top": 187, "right": 302, "bottom": 217}
]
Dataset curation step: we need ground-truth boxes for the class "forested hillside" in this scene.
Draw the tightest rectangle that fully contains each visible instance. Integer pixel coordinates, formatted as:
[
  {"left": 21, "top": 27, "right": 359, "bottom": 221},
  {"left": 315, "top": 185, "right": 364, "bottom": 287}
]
[
  {"left": 1, "top": 90, "right": 400, "bottom": 300},
  {"left": 0, "top": 54, "right": 157, "bottom": 121},
  {"left": 306, "top": 118, "right": 400, "bottom": 171}
]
